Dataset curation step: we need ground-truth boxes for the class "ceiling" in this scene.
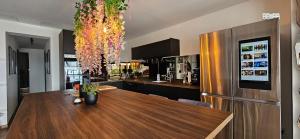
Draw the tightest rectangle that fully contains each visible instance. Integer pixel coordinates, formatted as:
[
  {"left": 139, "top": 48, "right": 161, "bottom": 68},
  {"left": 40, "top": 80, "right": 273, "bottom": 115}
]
[
  {"left": 0, "top": 0, "right": 247, "bottom": 40},
  {"left": 8, "top": 34, "right": 49, "bottom": 49}
]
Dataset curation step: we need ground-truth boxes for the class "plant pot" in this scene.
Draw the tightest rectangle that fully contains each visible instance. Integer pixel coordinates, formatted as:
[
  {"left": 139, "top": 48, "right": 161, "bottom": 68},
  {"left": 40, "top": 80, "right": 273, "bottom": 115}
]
[
  {"left": 84, "top": 93, "right": 98, "bottom": 105},
  {"left": 79, "top": 90, "right": 86, "bottom": 98}
]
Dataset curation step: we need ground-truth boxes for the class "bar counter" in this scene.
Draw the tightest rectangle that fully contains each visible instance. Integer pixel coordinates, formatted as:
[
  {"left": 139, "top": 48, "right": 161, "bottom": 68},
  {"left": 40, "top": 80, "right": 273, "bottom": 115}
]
[
  {"left": 94, "top": 79, "right": 201, "bottom": 100},
  {"left": 123, "top": 79, "right": 200, "bottom": 90},
  {"left": 7, "top": 89, "right": 232, "bottom": 139},
  {"left": 94, "top": 78, "right": 200, "bottom": 90}
]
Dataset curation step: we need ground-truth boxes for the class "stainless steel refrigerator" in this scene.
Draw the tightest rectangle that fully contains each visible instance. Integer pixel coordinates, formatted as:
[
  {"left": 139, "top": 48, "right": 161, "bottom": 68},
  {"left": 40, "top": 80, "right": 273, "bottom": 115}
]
[{"left": 199, "top": 19, "right": 281, "bottom": 139}]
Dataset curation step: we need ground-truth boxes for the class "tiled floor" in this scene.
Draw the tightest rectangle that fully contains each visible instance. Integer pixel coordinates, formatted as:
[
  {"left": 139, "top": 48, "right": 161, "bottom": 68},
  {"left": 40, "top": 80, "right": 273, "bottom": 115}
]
[{"left": 0, "top": 128, "right": 8, "bottom": 139}]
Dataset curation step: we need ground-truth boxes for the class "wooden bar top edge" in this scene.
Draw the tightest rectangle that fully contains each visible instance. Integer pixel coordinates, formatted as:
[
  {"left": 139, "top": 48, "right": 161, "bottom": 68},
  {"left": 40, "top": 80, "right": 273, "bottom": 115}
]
[{"left": 206, "top": 113, "right": 233, "bottom": 139}]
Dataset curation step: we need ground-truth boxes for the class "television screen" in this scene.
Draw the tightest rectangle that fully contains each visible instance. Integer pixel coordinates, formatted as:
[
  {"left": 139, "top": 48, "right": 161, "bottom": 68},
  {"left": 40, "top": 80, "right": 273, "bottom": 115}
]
[{"left": 239, "top": 37, "right": 271, "bottom": 90}]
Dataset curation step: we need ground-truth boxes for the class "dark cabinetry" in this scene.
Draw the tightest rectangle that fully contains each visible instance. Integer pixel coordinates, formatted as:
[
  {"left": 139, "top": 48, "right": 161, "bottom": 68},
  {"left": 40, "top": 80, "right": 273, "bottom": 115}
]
[
  {"left": 60, "top": 30, "right": 75, "bottom": 54},
  {"left": 108, "top": 81, "right": 200, "bottom": 101},
  {"left": 132, "top": 38, "right": 180, "bottom": 59},
  {"left": 123, "top": 81, "right": 146, "bottom": 94},
  {"left": 59, "top": 30, "right": 76, "bottom": 90}
]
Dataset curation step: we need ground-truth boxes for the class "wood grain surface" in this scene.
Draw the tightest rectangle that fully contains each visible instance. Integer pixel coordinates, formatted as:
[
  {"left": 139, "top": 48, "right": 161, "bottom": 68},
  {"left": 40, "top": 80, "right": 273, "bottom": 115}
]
[
  {"left": 0, "top": 128, "right": 8, "bottom": 139},
  {"left": 97, "top": 85, "right": 117, "bottom": 91},
  {"left": 7, "top": 89, "right": 232, "bottom": 139}
]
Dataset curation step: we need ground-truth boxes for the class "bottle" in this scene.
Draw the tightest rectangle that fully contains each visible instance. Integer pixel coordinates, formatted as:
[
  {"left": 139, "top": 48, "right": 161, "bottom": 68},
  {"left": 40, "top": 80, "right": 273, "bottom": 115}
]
[
  {"left": 188, "top": 72, "right": 192, "bottom": 84},
  {"left": 157, "top": 74, "right": 160, "bottom": 81}
]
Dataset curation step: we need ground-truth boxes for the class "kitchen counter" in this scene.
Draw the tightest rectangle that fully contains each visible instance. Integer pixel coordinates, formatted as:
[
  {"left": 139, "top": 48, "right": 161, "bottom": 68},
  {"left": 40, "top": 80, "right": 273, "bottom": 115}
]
[
  {"left": 123, "top": 79, "right": 200, "bottom": 90},
  {"left": 93, "top": 78, "right": 200, "bottom": 90},
  {"left": 92, "top": 78, "right": 201, "bottom": 101},
  {"left": 7, "top": 90, "right": 232, "bottom": 139}
]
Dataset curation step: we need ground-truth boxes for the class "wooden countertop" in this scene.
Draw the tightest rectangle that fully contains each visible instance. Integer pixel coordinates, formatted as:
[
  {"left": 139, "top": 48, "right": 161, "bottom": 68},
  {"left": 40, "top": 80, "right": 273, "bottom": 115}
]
[
  {"left": 97, "top": 85, "right": 117, "bottom": 91},
  {"left": 124, "top": 79, "right": 200, "bottom": 90},
  {"left": 7, "top": 89, "right": 232, "bottom": 139}
]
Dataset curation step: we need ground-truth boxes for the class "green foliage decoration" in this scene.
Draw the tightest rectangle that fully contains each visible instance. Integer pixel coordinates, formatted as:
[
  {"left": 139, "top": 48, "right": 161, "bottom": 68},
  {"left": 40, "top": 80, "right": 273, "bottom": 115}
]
[{"left": 83, "top": 83, "right": 98, "bottom": 95}]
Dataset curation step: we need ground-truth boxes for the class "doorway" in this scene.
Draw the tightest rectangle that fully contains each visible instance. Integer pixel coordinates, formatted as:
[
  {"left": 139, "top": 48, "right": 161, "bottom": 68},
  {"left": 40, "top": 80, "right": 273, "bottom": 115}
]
[
  {"left": 6, "top": 33, "right": 50, "bottom": 103},
  {"left": 17, "top": 52, "right": 29, "bottom": 102},
  {"left": 19, "top": 49, "right": 46, "bottom": 93}
]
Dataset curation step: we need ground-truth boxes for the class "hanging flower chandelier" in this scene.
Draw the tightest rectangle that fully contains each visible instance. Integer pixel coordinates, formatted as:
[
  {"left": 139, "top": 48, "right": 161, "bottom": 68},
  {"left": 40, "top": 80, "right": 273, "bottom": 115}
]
[{"left": 74, "top": 0, "right": 128, "bottom": 74}]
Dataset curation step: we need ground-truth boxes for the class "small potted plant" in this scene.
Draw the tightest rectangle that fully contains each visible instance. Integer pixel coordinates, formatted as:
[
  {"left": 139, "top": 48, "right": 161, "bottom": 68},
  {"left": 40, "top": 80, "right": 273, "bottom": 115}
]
[{"left": 83, "top": 83, "right": 98, "bottom": 105}]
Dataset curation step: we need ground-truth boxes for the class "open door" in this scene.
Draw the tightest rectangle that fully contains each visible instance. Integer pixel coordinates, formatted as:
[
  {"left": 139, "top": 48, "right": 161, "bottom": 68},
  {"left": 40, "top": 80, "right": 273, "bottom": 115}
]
[{"left": 17, "top": 51, "right": 29, "bottom": 103}]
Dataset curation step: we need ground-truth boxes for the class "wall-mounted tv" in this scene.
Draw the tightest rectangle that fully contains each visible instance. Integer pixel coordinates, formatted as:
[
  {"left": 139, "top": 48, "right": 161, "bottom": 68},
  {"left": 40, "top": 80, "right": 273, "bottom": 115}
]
[{"left": 239, "top": 36, "right": 271, "bottom": 90}]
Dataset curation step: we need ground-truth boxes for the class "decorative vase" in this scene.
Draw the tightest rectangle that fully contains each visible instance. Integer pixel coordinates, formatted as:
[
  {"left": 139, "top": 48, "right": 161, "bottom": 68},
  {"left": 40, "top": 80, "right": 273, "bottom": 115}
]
[{"left": 84, "top": 93, "right": 98, "bottom": 105}]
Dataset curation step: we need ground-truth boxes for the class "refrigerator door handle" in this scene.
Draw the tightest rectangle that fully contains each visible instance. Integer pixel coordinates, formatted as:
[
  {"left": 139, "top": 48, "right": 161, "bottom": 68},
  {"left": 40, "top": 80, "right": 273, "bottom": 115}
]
[
  {"left": 201, "top": 93, "right": 233, "bottom": 100},
  {"left": 234, "top": 97, "right": 280, "bottom": 106},
  {"left": 201, "top": 92, "right": 208, "bottom": 96}
]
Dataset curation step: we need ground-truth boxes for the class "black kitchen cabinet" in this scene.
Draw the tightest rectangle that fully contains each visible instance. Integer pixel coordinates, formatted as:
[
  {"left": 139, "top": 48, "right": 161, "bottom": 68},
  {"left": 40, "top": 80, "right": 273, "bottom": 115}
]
[
  {"left": 122, "top": 81, "right": 151, "bottom": 95},
  {"left": 146, "top": 84, "right": 178, "bottom": 100},
  {"left": 59, "top": 30, "right": 75, "bottom": 55},
  {"left": 103, "top": 81, "right": 200, "bottom": 101},
  {"left": 132, "top": 38, "right": 180, "bottom": 59},
  {"left": 173, "top": 87, "right": 201, "bottom": 101},
  {"left": 143, "top": 84, "right": 200, "bottom": 101}
]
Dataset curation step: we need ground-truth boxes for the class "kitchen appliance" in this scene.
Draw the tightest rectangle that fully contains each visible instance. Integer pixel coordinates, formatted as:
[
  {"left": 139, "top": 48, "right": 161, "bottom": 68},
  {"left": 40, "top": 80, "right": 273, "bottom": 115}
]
[
  {"left": 200, "top": 19, "right": 281, "bottom": 139},
  {"left": 191, "top": 68, "right": 200, "bottom": 85},
  {"left": 165, "top": 63, "right": 175, "bottom": 82}
]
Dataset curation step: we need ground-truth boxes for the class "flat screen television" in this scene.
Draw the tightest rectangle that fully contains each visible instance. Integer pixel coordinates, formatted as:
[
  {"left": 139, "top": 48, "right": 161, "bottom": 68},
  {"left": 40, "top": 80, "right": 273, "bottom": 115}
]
[{"left": 239, "top": 36, "right": 271, "bottom": 90}]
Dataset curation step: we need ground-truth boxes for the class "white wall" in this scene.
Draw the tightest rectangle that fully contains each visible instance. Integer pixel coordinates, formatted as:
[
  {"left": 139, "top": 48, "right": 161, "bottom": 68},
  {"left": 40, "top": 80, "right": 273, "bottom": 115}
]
[
  {"left": 19, "top": 49, "right": 45, "bottom": 93},
  {"left": 292, "top": 0, "right": 300, "bottom": 138},
  {"left": 0, "top": 19, "right": 61, "bottom": 126},
  {"left": 4, "top": 35, "right": 18, "bottom": 125},
  {"left": 0, "top": 58, "right": 6, "bottom": 126},
  {"left": 123, "top": 0, "right": 290, "bottom": 60}
]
